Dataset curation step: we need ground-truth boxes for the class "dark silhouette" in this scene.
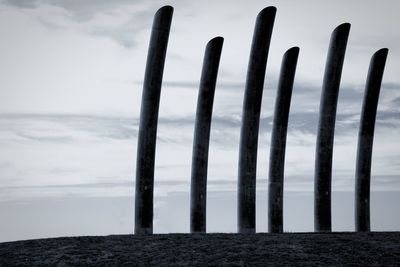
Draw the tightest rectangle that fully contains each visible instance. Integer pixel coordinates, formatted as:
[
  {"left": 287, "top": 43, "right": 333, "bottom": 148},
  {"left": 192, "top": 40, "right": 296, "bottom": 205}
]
[
  {"left": 355, "top": 48, "right": 388, "bottom": 232},
  {"left": 135, "top": 6, "right": 173, "bottom": 235},
  {"left": 133, "top": 5, "right": 390, "bottom": 235},
  {"left": 190, "top": 37, "right": 224, "bottom": 233},
  {"left": 268, "top": 47, "right": 299, "bottom": 233},
  {"left": 314, "top": 23, "right": 350, "bottom": 232},
  {"left": 238, "top": 6, "right": 276, "bottom": 234}
]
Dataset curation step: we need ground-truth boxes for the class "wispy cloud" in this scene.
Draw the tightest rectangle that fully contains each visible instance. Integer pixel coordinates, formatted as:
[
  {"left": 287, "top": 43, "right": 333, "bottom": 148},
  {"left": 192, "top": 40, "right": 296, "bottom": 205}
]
[
  {"left": 2, "top": 0, "right": 160, "bottom": 48},
  {"left": 3, "top": 0, "right": 37, "bottom": 9}
]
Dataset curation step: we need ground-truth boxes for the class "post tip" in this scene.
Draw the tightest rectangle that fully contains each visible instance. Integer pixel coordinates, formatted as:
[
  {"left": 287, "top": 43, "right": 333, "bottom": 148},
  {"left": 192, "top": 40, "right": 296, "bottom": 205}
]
[
  {"left": 371, "top": 48, "right": 389, "bottom": 63},
  {"left": 334, "top": 23, "right": 351, "bottom": 33},
  {"left": 283, "top": 46, "right": 300, "bottom": 58},
  {"left": 209, "top": 36, "right": 224, "bottom": 43},
  {"left": 206, "top": 36, "right": 224, "bottom": 51},
  {"left": 156, "top": 5, "right": 174, "bottom": 16},
  {"left": 375, "top": 48, "right": 389, "bottom": 56},
  {"left": 288, "top": 46, "right": 300, "bottom": 53},
  {"left": 258, "top": 6, "right": 277, "bottom": 17}
]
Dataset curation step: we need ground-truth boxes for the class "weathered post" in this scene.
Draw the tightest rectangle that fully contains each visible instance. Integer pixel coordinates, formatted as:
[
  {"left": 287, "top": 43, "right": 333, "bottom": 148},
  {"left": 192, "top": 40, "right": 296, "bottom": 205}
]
[
  {"left": 314, "top": 23, "right": 350, "bottom": 232},
  {"left": 355, "top": 48, "right": 388, "bottom": 232},
  {"left": 268, "top": 47, "right": 299, "bottom": 233},
  {"left": 238, "top": 6, "right": 276, "bottom": 234},
  {"left": 135, "top": 6, "right": 173, "bottom": 235},
  {"left": 190, "top": 37, "right": 224, "bottom": 233}
]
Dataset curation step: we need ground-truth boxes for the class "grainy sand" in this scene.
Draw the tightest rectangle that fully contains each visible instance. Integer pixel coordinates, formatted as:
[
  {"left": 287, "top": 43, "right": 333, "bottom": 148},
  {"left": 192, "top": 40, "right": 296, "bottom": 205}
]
[{"left": 0, "top": 232, "right": 399, "bottom": 266}]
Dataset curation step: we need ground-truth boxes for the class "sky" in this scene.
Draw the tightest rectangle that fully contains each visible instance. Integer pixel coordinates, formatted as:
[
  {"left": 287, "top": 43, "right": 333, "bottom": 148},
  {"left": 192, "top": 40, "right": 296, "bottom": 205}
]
[{"left": 0, "top": 0, "right": 399, "bottom": 241}]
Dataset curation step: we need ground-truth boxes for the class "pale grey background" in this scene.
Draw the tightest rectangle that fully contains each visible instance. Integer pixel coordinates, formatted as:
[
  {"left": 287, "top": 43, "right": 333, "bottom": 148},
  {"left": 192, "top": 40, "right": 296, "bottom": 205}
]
[{"left": 0, "top": 0, "right": 399, "bottom": 242}]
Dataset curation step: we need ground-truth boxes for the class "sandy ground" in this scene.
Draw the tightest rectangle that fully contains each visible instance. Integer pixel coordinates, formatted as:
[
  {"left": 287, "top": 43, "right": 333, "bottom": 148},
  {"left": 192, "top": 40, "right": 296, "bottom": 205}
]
[{"left": 0, "top": 232, "right": 399, "bottom": 266}]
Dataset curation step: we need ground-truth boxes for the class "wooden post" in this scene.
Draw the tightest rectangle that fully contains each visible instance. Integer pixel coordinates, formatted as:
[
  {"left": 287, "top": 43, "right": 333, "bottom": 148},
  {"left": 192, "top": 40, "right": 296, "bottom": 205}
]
[
  {"left": 135, "top": 6, "right": 173, "bottom": 235},
  {"left": 238, "top": 6, "right": 276, "bottom": 234},
  {"left": 268, "top": 47, "right": 299, "bottom": 233},
  {"left": 314, "top": 23, "right": 350, "bottom": 232},
  {"left": 355, "top": 48, "right": 388, "bottom": 232},
  {"left": 190, "top": 37, "right": 224, "bottom": 233}
]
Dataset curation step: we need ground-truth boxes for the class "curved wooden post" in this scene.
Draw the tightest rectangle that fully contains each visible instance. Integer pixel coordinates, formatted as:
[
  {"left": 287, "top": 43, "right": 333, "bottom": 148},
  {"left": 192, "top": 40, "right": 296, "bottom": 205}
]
[
  {"left": 314, "top": 23, "right": 350, "bottom": 232},
  {"left": 238, "top": 6, "right": 276, "bottom": 234},
  {"left": 355, "top": 48, "right": 388, "bottom": 232},
  {"left": 135, "top": 6, "right": 173, "bottom": 235},
  {"left": 190, "top": 37, "right": 224, "bottom": 233},
  {"left": 268, "top": 47, "right": 299, "bottom": 233}
]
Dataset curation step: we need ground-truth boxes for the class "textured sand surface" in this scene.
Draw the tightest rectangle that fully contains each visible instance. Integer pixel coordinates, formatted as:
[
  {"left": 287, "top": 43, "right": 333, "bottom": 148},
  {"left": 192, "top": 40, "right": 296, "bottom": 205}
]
[{"left": 0, "top": 232, "right": 399, "bottom": 266}]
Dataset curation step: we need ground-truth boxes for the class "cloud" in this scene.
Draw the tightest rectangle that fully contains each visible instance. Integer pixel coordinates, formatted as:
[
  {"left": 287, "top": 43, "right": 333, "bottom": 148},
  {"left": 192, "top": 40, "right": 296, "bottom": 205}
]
[
  {"left": 0, "top": 114, "right": 139, "bottom": 142},
  {"left": 3, "top": 0, "right": 152, "bottom": 20},
  {"left": 3, "top": 0, "right": 37, "bottom": 9},
  {"left": 0, "top": 110, "right": 398, "bottom": 203},
  {"left": 2, "top": 106, "right": 398, "bottom": 146},
  {"left": 2, "top": 0, "right": 159, "bottom": 48},
  {"left": 161, "top": 81, "right": 245, "bottom": 91},
  {"left": 391, "top": 97, "right": 400, "bottom": 106}
]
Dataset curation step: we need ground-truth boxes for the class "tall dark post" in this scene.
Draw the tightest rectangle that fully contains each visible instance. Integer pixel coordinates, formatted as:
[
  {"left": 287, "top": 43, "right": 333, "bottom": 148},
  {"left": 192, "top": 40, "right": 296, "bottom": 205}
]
[
  {"left": 268, "top": 47, "right": 299, "bottom": 233},
  {"left": 314, "top": 23, "right": 350, "bottom": 232},
  {"left": 238, "top": 6, "right": 276, "bottom": 234},
  {"left": 355, "top": 48, "right": 388, "bottom": 232},
  {"left": 135, "top": 6, "right": 173, "bottom": 235},
  {"left": 190, "top": 37, "right": 224, "bottom": 233}
]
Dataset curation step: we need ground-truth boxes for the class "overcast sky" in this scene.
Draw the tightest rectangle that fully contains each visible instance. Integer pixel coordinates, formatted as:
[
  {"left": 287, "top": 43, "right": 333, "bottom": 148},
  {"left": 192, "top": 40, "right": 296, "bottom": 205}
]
[{"left": 0, "top": 0, "right": 399, "bottom": 241}]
